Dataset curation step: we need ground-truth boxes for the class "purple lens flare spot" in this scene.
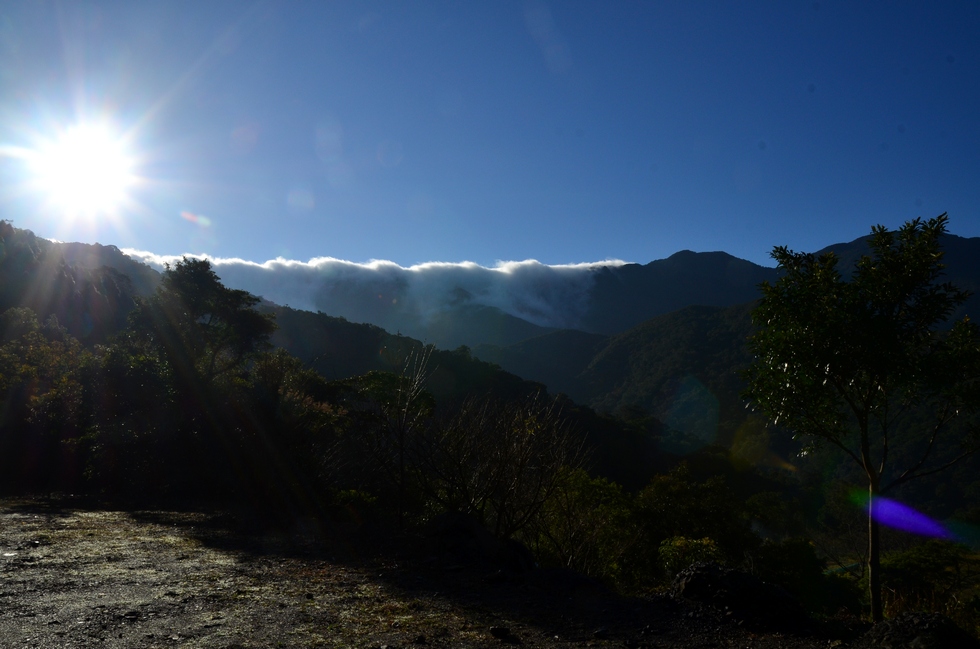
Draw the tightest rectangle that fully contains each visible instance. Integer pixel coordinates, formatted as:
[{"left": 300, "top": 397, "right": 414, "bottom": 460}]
[{"left": 867, "top": 496, "right": 951, "bottom": 538}]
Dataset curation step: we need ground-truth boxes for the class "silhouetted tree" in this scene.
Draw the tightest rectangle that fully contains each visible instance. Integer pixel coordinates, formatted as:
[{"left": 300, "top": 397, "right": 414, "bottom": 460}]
[
  {"left": 332, "top": 348, "right": 436, "bottom": 524},
  {"left": 743, "top": 215, "right": 980, "bottom": 622},
  {"left": 93, "top": 258, "right": 279, "bottom": 501},
  {"left": 128, "top": 257, "right": 276, "bottom": 382}
]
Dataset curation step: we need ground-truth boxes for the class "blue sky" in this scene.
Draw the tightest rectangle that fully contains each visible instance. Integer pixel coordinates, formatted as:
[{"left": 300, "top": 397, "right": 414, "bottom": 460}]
[{"left": 1, "top": 1, "right": 978, "bottom": 268}]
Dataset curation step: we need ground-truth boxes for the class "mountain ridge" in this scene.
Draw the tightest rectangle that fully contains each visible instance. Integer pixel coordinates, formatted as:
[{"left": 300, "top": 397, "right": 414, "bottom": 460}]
[
  {"left": 471, "top": 233, "right": 980, "bottom": 446},
  {"left": 9, "top": 222, "right": 980, "bottom": 445}
]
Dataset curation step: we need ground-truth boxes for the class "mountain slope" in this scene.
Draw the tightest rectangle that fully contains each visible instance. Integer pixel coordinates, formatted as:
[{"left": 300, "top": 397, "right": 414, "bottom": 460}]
[
  {"left": 473, "top": 329, "right": 609, "bottom": 398},
  {"left": 814, "top": 232, "right": 980, "bottom": 322},
  {"left": 406, "top": 303, "right": 555, "bottom": 350},
  {"left": 425, "top": 250, "right": 777, "bottom": 347},
  {"left": 267, "top": 304, "right": 663, "bottom": 487},
  {"left": 473, "top": 301, "right": 757, "bottom": 450},
  {"left": 578, "top": 302, "right": 756, "bottom": 443},
  {"left": 0, "top": 223, "right": 144, "bottom": 343},
  {"left": 474, "top": 233, "right": 980, "bottom": 441},
  {"left": 579, "top": 250, "right": 778, "bottom": 335},
  {"left": 266, "top": 304, "right": 548, "bottom": 403},
  {"left": 56, "top": 240, "right": 161, "bottom": 297}
]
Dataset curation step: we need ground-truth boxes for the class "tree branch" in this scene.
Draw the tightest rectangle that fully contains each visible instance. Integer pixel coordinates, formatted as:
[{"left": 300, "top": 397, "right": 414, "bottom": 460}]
[{"left": 884, "top": 447, "right": 974, "bottom": 493}]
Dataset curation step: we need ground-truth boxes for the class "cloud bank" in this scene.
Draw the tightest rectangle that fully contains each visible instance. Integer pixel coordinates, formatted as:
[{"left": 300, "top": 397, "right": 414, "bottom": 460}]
[{"left": 122, "top": 250, "right": 629, "bottom": 333}]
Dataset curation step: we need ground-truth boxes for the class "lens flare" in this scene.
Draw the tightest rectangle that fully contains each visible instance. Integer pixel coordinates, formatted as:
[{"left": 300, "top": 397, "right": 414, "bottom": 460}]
[
  {"left": 181, "top": 211, "right": 212, "bottom": 227},
  {"left": 850, "top": 490, "right": 951, "bottom": 538}
]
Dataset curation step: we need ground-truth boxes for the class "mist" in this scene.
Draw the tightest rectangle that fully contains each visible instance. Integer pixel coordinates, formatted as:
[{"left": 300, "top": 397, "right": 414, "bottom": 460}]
[{"left": 122, "top": 251, "right": 629, "bottom": 336}]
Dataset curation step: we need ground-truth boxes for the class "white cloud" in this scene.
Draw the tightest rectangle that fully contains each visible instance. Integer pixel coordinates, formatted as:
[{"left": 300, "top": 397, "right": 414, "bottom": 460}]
[{"left": 121, "top": 249, "right": 629, "bottom": 330}]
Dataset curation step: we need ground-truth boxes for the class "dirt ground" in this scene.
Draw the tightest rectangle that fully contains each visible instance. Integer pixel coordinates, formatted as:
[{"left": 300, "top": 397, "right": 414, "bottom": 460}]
[{"left": 0, "top": 498, "right": 857, "bottom": 648}]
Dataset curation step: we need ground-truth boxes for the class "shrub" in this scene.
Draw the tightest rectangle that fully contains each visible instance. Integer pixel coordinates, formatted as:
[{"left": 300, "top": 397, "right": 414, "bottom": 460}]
[
  {"left": 753, "top": 537, "right": 861, "bottom": 616},
  {"left": 527, "top": 467, "right": 637, "bottom": 585},
  {"left": 659, "top": 536, "right": 725, "bottom": 578}
]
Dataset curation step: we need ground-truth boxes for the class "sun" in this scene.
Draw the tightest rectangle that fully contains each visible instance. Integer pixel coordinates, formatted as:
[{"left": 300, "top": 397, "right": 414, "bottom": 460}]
[{"left": 27, "top": 123, "right": 137, "bottom": 217}]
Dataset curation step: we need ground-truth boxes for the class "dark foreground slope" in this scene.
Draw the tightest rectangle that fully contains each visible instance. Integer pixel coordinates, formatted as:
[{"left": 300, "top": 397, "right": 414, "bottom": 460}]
[
  {"left": 267, "top": 304, "right": 546, "bottom": 403},
  {"left": 268, "top": 304, "right": 662, "bottom": 488},
  {"left": 0, "top": 499, "right": 872, "bottom": 649}
]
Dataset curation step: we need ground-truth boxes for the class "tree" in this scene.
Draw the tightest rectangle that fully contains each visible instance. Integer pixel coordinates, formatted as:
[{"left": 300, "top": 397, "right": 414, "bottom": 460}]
[
  {"left": 129, "top": 257, "right": 276, "bottom": 382},
  {"left": 0, "top": 309, "right": 91, "bottom": 491},
  {"left": 630, "top": 463, "right": 756, "bottom": 584},
  {"left": 743, "top": 214, "right": 980, "bottom": 622},
  {"left": 337, "top": 347, "right": 436, "bottom": 526},
  {"left": 413, "top": 393, "right": 582, "bottom": 538},
  {"left": 113, "top": 258, "right": 276, "bottom": 501}
]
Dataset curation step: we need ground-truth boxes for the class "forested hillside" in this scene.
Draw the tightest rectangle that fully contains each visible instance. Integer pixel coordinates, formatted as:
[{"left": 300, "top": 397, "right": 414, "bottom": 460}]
[{"left": 475, "top": 303, "right": 757, "bottom": 448}]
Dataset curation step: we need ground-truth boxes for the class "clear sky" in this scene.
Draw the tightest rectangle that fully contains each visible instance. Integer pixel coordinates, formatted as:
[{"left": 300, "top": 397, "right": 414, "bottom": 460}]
[{"left": 1, "top": 1, "right": 978, "bottom": 268}]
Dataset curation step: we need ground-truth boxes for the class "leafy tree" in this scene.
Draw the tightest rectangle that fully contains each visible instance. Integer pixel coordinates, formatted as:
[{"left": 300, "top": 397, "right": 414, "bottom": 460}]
[
  {"left": 743, "top": 215, "right": 980, "bottom": 621},
  {"left": 81, "top": 338, "right": 182, "bottom": 498},
  {"left": 239, "top": 348, "right": 345, "bottom": 515},
  {"left": 658, "top": 536, "right": 725, "bottom": 578},
  {"left": 129, "top": 257, "right": 276, "bottom": 382},
  {"left": 85, "top": 258, "right": 278, "bottom": 502},
  {"left": 248, "top": 348, "right": 341, "bottom": 440}
]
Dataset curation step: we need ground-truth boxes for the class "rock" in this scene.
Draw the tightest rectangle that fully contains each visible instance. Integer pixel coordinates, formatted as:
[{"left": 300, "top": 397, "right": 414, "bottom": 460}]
[
  {"left": 856, "top": 612, "right": 980, "bottom": 649},
  {"left": 489, "top": 625, "right": 521, "bottom": 643},
  {"left": 426, "top": 512, "right": 498, "bottom": 557},
  {"left": 528, "top": 567, "right": 607, "bottom": 597},
  {"left": 671, "top": 562, "right": 810, "bottom": 632},
  {"left": 423, "top": 512, "right": 536, "bottom": 573}
]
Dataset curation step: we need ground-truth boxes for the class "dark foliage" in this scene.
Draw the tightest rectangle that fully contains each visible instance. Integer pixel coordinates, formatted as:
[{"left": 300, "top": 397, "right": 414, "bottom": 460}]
[{"left": 744, "top": 214, "right": 980, "bottom": 621}]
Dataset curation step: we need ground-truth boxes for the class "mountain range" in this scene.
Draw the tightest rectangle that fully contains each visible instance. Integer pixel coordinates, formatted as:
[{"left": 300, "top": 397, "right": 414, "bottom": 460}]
[
  {"left": 6, "top": 220, "right": 980, "bottom": 458},
  {"left": 473, "top": 234, "right": 980, "bottom": 448}
]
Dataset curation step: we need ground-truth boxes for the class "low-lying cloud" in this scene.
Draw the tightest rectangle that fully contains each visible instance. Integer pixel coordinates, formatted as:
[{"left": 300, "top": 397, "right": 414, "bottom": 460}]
[{"left": 122, "top": 250, "right": 629, "bottom": 334}]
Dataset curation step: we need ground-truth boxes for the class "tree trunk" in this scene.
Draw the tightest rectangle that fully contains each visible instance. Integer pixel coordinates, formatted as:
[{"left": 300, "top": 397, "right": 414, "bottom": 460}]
[{"left": 868, "top": 481, "right": 883, "bottom": 623}]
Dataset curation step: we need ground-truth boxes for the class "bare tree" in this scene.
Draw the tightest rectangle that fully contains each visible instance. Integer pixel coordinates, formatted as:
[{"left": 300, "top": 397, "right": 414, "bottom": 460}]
[
  {"left": 333, "top": 345, "right": 435, "bottom": 525},
  {"left": 413, "top": 393, "right": 583, "bottom": 538}
]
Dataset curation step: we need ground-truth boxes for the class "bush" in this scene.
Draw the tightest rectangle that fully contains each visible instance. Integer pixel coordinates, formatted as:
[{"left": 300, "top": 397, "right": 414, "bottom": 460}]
[
  {"left": 527, "top": 468, "right": 636, "bottom": 585},
  {"left": 659, "top": 536, "right": 725, "bottom": 578},
  {"left": 412, "top": 394, "right": 581, "bottom": 538},
  {"left": 753, "top": 537, "right": 861, "bottom": 616},
  {"left": 877, "top": 539, "right": 980, "bottom": 627}
]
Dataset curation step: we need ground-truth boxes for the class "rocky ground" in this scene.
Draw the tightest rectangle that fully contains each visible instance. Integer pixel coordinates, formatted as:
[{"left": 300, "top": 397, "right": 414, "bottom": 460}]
[{"left": 0, "top": 498, "right": 965, "bottom": 648}]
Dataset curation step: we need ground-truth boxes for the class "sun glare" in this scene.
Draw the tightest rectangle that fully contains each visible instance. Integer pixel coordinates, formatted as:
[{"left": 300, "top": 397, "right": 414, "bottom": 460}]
[{"left": 27, "top": 123, "right": 136, "bottom": 217}]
